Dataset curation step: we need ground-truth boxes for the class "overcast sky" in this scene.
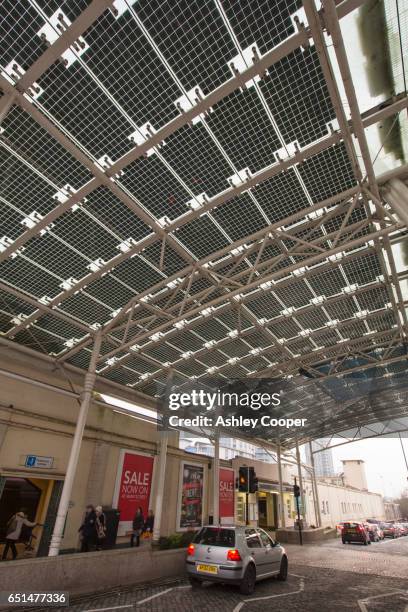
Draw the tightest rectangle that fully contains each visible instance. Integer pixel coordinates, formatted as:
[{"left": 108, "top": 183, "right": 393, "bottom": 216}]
[{"left": 331, "top": 437, "right": 408, "bottom": 499}]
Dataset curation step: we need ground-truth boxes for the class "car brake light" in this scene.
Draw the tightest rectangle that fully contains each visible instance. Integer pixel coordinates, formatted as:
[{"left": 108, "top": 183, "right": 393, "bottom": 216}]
[
  {"left": 227, "top": 549, "right": 242, "bottom": 561},
  {"left": 187, "top": 544, "right": 195, "bottom": 556}
]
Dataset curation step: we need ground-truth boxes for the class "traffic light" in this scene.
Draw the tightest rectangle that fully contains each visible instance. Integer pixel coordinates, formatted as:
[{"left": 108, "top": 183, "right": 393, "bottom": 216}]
[
  {"left": 293, "top": 483, "right": 300, "bottom": 497},
  {"left": 238, "top": 467, "right": 248, "bottom": 492},
  {"left": 248, "top": 467, "right": 258, "bottom": 493}
]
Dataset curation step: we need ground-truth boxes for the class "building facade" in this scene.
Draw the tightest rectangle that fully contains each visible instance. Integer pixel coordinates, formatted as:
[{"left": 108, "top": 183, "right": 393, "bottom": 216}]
[{"left": 0, "top": 348, "right": 387, "bottom": 559}]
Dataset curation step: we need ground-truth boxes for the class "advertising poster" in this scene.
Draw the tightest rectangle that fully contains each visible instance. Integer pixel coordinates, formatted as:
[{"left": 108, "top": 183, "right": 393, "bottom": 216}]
[
  {"left": 113, "top": 450, "right": 154, "bottom": 535},
  {"left": 219, "top": 467, "right": 235, "bottom": 523},
  {"left": 179, "top": 462, "right": 204, "bottom": 529}
]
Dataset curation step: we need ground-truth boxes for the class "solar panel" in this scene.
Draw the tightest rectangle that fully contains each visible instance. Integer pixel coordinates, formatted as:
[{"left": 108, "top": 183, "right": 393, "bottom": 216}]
[{"left": 0, "top": 0, "right": 406, "bottom": 445}]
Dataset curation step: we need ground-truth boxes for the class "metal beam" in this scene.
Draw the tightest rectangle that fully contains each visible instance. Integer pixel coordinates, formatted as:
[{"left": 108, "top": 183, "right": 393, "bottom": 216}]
[
  {"left": 16, "top": 0, "right": 114, "bottom": 93},
  {"left": 99, "top": 223, "right": 400, "bottom": 364}
]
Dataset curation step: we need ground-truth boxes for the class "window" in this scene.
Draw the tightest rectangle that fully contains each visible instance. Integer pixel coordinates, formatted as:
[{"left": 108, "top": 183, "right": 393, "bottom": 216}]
[
  {"left": 325, "top": 501, "right": 329, "bottom": 514},
  {"left": 321, "top": 500, "right": 325, "bottom": 514},
  {"left": 193, "top": 527, "right": 235, "bottom": 547},
  {"left": 245, "top": 529, "right": 262, "bottom": 549},
  {"left": 258, "top": 529, "right": 273, "bottom": 547}
]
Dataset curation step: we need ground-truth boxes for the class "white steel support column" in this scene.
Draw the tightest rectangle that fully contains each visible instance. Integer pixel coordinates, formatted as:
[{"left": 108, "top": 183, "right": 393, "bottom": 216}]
[
  {"left": 277, "top": 443, "right": 286, "bottom": 528},
  {"left": 48, "top": 331, "right": 102, "bottom": 556},
  {"left": 309, "top": 442, "right": 322, "bottom": 528},
  {"left": 152, "top": 431, "right": 169, "bottom": 543},
  {"left": 213, "top": 434, "right": 220, "bottom": 525},
  {"left": 295, "top": 440, "right": 305, "bottom": 519}
]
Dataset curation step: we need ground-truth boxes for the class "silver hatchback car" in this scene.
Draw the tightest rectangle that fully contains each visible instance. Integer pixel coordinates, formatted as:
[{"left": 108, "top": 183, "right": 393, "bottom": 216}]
[{"left": 186, "top": 525, "right": 288, "bottom": 594}]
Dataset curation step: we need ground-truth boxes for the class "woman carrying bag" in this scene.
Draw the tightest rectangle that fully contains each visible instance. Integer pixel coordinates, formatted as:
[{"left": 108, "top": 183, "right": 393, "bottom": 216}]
[{"left": 95, "top": 506, "right": 106, "bottom": 551}]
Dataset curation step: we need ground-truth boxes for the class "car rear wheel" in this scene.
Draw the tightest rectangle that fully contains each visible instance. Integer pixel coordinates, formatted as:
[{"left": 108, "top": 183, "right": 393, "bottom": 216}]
[
  {"left": 189, "top": 577, "right": 202, "bottom": 588},
  {"left": 277, "top": 555, "right": 288, "bottom": 581},
  {"left": 240, "top": 564, "right": 256, "bottom": 595}
]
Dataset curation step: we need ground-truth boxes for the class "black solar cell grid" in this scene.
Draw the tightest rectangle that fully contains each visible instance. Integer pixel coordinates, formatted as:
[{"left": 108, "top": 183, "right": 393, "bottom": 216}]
[
  {"left": 220, "top": 338, "right": 253, "bottom": 357},
  {"left": 83, "top": 10, "right": 181, "bottom": 129},
  {"left": 298, "top": 143, "right": 356, "bottom": 203},
  {"left": 161, "top": 123, "right": 233, "bottom": 197},
  {"left": 1, "top": 147, "right": 57, "bottom": 218},
  {"left": 144, "top": 342, "right": 182, "bottom": 363},
  {"left": 58, "top": 290, "right": 112, "bottom": 326},
  {"left": 13, "top": 326, "right": 66, "bottom": 354},
  {"left": 84, "top": 274, "right": 136, "bottom": 311},
  {"left": 274, "top": 280, "right": 314, "bottom": 309},
  {"left": 212, "top": 193, "right": 267, "bottom": 241},
  {"left": 0, "top": 202, "right": 26, "bottom": 240},
  {"left": 83, "top": 186, "right": 153, "bottom": 242},
  {"left": 2, "top": 106, "right": 92, "bottom": 188},
  {"left": 244, "top": 292, "right": 283, "bottom": 319},
  {"left": 307, "top": 267, "right": 348, "bottom": 297},
  {"left": 175, "top": 214, "right": 230, "bottom": 258},
  {"left": 267, "top": 317, "right": 300, "bottom": 339},
  {"left": 38, "top": 62, "right": 135, "bottom": 161},
  {"left": 295, "top": 307, "right": 329, "bottom": 330},
  {"left": 341, "top": 252, "right": 383, "bottom": 285},
  {"left": 260, "top": 46, "right": 335, "bottom": 147},
  {"left": 193, "top": 318, "right": 233, "bottom": 341},
  {"left": 169, "top": 330, "right": 206, "bottom": 352},
  {"left": 356, "top": 286, "right": 390, "bottom": 312},
  {"left": 118, "top": 155, "right": 191, "bottom": 221},
  {"left": 34, "top": 312, "right": 86, "bottom": 340},
  {"left": 135, "top": 0, "right": 236, "bottom": 93},
  {"left": 50, "top": 207, "right": 124, "bottom": 262},
  {"left": 111, "top": 256, "right": 164, "bottom": 294},
  {"left": 141, "top": 238, "right": 188, "bottom": 275},
  {"left": 244, "top": 330, "right": 274, "bottom": 348},
  {"left": 36, "top": 0, "right": 92, "bottom": 22},
  {"left": 176, "top": 361, "right": 208, "bottom": 377},
  {"left": 324, "top": 297, "right": 359, "bottom": 322},
  {"left": 0, "top": 288, "right": 35, "bottom": 321},
  {"left": 0, "top": 0, "right": 45, "bottom": 71},
  {"left": 197, "top": 350, "right": 229, "bottom": 368},
  {"left": 0, "top": 255, "right": 62, "bottom": 298},
  {"left": 23, "top": 232, "right": 90, "bottom": 281},
  {"left": 252, "top": 169, "right": 310, "bottom": 224},
  {"left": 207, "top": 88, "right": 281, "bottom": 173},
  {"left": 221, "top": 0, "right": 300, "bottom": 54}
]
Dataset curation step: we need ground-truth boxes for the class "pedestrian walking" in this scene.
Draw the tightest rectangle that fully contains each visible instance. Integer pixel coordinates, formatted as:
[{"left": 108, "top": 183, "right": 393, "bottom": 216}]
[
  {"left": 130, "top": 507, "right": 144, "bottom": 547},
  {"left": 78, "top": 504, "right": 97, "bottom": 552},
  {"left": 2, "top": 508, "right": 37, "bottom": 561},
  {"left": 95, "top": 505, "right": 106, "bottom": 551}
]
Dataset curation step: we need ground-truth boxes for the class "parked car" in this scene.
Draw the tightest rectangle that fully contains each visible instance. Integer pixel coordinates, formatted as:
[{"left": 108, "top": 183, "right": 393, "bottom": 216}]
[
  {"left": 341, "top": 521, "right": 371, "bottom": 545},
  {"left": 186, "top": 525, "right": 288, "bottom": 594},
  {"left": 367, "top": 524, "right": 383, "bottom": 542},
  {"left": 395, "top": 523, "right": 407, "bottom": 536},
  {"left": 381, "top": 522, "right": 398, "bottom": 538},
  {"left": 401, "top": 523, "right": 408, "bottom": 536}
]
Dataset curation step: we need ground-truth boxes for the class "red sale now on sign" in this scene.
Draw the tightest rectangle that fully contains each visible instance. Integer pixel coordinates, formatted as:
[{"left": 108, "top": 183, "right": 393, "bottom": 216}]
[
  {"left": 219, "top": 468, "right": 234, "bottom": 520},
  {"left": 116, "top": 452, "right": 154, "bottom": 521}
]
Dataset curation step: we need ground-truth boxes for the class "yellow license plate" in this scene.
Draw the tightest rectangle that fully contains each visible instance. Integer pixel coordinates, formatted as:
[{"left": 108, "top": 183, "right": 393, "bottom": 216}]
[{"left": 196, "top": 563, "right": 218, "bottom": 574}]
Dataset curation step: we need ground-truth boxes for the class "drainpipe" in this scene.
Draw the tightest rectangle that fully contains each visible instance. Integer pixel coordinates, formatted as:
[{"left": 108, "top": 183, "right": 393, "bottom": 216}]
[
  {"left": 295, "top": 439, "right": 305, "bottom": 520},
  {"left": 212, "top": 433, "right": 220, "bottom": 525},
  {"left": 277, "top": 442, "right": 286, "bottom": 528},
  {"left": 152, "top": 430, "right": 168, "bottom": 543},
  {"left": 309, "top": 441, "right": 322, "bottom": 528},
  {"left": 48, "top": 332, "right": 102, "bottom": 556}
]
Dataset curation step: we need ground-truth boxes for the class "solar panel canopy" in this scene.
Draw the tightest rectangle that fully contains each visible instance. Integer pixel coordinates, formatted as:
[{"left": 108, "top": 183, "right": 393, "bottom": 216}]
[{"left": 1, "top": 0, "right": 408, "bottom": 447}]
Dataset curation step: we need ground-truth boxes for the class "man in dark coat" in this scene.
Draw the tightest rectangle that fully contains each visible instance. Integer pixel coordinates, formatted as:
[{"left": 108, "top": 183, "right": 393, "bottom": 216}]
[
  {"left": 130, "top": 507, "right": 144, "bottom": 547},
  {"left": 78, "top": 505, "right": 97, "bottom": 552}
]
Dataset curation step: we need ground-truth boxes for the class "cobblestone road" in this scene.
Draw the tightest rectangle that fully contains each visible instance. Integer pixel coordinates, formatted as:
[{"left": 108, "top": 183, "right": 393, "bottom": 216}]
[{"left": 25, "top": 536, "right": 408, "bottom": 612}]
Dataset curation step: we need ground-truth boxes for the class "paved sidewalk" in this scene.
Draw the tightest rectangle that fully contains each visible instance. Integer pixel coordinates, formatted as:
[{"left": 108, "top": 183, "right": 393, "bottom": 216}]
[{"left": 284, "top": 536, "right": 408, "bottom": 578}]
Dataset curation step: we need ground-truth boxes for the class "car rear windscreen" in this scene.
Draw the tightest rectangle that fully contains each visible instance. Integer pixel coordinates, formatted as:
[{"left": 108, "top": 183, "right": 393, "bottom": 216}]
[{"left": 193, "top": 527, "right": 235, "bottom": 547}]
